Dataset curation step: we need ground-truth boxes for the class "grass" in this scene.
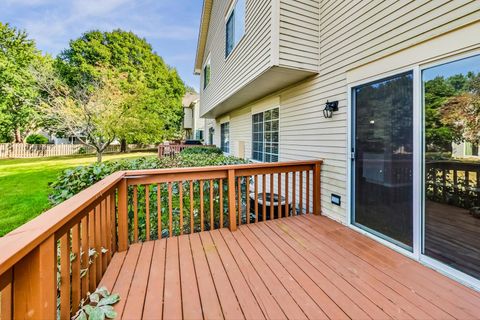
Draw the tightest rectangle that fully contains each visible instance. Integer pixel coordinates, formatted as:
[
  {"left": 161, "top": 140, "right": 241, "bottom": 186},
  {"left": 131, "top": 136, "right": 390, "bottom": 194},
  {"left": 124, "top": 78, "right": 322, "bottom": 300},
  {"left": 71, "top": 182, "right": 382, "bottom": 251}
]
[{"left": 0, "top": 152, "right": 157, "bottom": 236}]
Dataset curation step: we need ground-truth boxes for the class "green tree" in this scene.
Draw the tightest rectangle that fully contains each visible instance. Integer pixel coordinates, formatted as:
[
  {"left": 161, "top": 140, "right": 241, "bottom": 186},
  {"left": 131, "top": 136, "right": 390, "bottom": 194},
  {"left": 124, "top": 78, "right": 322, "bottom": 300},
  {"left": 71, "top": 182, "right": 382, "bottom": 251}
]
[
  {"left": 0, "top": 22, "right": 42, "bottom": 142},
  {"left": 440, "top": 73, "right": 480, "bottom": 146},
  {"left": 34, "top": 65, "right": 132, "bottom": 162},
  {"left": 55, "top": 30, "right": 186, "bottom": 149}
]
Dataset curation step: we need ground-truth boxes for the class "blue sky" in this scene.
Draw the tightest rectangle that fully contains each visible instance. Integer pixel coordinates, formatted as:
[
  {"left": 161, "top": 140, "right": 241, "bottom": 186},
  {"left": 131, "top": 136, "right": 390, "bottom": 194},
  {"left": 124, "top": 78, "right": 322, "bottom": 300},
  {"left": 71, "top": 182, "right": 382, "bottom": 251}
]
[{"left": 0, "top": 0, "right": 203, "bottom": 91}]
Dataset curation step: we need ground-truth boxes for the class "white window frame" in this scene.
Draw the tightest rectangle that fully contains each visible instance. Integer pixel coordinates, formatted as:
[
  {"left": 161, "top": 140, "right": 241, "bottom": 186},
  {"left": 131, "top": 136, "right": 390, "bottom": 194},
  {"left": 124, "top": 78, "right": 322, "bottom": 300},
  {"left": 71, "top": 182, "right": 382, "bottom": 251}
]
[
  {"left": 251, "top": 108, "right": 279, "bottom": 162},
  {"left": 220, "top": 122, "right": 230, "bottom": 154},
  {"left": 203, "top": 54, "right": 211, "bottom": 90},
  {"left": 347, "top": 50, "right": 480, "bottom": 292},
  {"left": 225, "top": 0, "right": 246, "bottom": 58}
]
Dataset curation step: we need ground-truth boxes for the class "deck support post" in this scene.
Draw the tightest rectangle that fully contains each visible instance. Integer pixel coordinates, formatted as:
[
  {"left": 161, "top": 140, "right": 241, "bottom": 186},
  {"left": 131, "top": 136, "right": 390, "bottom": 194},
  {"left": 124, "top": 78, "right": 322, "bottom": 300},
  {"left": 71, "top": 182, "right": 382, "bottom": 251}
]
[
  {"left": 228, "top": 169, "right": 237, "bottom": 231},
  {"left": 313, "top": 162, "right": 322, "bottom": 215},
  {"left": 13, "top": 235, "right": 57, "bottom": 319},
  {"left": 117, "top": 178, "right": 129, "bottom": 251}
]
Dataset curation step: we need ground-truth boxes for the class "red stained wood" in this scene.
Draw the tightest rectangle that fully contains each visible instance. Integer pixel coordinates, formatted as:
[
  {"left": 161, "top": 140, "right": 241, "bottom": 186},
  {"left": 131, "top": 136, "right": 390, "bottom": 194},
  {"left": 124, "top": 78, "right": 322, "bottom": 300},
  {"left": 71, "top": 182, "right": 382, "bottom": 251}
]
[
  {"left": 111, "top": 243, "right": 142, "bottom": 318},
  {"left": 163, "top": 237, "right": 182, "bottom": 319},
  {"left": 190, "top": 233, "right": 223, "bottom": 320},
  {"left": 122, "top": 241, "right": 154, "bottom": 319},
  {"left": 178, "top": 235, "right": 203, "bottom": 320},
  {"left": 199, "top": 231, "right": 244, "bottom": 320},
  {"left": 94, "top": 214, "right": 480, "bottom": 320},
  {"left": 143, "top": 239, "right": 167, "bottom": 320}
]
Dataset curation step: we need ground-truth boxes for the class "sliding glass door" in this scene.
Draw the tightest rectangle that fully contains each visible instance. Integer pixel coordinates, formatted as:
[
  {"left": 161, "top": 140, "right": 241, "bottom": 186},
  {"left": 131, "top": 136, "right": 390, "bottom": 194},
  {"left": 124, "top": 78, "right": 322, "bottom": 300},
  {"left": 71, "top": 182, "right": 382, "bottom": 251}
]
[
  {"left": 422, "top": 54, "right": 480, "bottom": 280},
  {"left": 352, "top": 72, "right": 414, "bottom": 249}
]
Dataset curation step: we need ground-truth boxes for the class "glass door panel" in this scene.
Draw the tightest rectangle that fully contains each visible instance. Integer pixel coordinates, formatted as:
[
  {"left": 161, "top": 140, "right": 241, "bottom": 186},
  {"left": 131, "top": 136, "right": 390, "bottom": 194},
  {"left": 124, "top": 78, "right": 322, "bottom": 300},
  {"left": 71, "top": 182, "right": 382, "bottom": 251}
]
[
  {"left": 423, "top": 54, "right": 480, "bottom": 280},
  {"left": 352, "top": 72, "right": 414, "bottom": 249}
]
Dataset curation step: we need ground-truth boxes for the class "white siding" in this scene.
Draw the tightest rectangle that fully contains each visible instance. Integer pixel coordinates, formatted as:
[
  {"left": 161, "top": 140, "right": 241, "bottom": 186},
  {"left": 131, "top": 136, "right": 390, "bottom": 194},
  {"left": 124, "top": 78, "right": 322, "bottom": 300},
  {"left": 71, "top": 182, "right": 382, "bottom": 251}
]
[
  {"left": 279, "top": 0, "right": 320, "bottom": 71},
  {"left": 199, "top": 0, "right": 320, "bottom": 117},
  {"left": 200, "top": 0, "right": 273, "bottom": 116},
  {"left": 212, "top": 0, "right": 480, "bottom": 223}
]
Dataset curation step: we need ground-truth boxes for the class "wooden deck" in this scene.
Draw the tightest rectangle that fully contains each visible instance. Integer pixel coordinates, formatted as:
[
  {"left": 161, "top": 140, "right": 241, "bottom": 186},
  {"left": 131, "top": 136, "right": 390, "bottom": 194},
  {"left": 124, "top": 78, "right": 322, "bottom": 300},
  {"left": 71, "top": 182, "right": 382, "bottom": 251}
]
[{"left": 99, "top": 215, "right": 480, "bottom": 320}]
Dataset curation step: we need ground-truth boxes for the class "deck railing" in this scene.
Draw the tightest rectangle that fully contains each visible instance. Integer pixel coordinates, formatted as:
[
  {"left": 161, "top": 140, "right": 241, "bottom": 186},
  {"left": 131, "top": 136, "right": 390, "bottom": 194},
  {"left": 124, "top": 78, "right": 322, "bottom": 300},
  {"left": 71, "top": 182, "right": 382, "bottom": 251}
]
[
  {"left": 426, "top": 160, "right": 480, "bottom": 208},
  {"left": 0, "top": 160, "right": 322, "bottom": 319},
  {"left": 157, "top": 144, "right": 216, "bottom": 157}
]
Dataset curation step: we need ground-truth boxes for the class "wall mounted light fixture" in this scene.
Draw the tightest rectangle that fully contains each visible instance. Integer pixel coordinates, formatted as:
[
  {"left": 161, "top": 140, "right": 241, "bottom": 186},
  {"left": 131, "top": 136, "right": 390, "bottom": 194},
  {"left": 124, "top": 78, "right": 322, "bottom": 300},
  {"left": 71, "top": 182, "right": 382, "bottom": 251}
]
[{"left": 323, "top": 101, "right": 339, "bottom": 119}]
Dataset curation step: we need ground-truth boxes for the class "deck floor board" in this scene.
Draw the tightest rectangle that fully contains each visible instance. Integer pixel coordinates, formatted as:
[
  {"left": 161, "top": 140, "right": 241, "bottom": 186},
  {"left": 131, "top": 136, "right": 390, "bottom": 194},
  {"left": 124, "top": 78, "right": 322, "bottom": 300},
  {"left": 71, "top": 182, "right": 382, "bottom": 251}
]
[{"left": 99, "top": 215, "right": 480, "bottom": 319}]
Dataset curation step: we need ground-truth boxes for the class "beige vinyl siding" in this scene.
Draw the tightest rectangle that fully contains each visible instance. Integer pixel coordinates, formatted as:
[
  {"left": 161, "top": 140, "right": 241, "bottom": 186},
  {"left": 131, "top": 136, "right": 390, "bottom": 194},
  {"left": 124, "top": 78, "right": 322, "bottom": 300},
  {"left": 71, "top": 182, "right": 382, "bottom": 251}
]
[
  {"left": 229, "top": 107, "right": 252, "bottom": 158},
  {"left": 213, "top": 0, "right": 480, "bottom": 223},
  {"left": 279, "top": 0, "right": 320, "bottom": 71},
  {"left": 200, "top": 0, "right": 273, "bottom": 116},
  {"left": 279, "top": 0, "right": 480, "bottom": 222}
]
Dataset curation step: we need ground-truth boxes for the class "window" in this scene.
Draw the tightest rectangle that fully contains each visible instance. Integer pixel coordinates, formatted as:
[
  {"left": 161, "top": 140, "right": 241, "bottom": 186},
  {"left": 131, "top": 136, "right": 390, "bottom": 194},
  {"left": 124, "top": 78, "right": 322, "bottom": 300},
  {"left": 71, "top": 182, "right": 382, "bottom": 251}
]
[
  {"left": 221, "top": 122, "right": 230, "bottom": 153},
  {"left": 203, "top": 56, "right": 211, "bottom": 89},
  {"left": 252, "top": 108, "right": 279, "bottom": 162},
  {"left": 225, "top": 0, "right": 245, "bottom": 57},
  {"left": 422, "top": 54, "right": 480, "bottom": 279},
  {"left": 196, "top": 130, "right": 204, "bottom": 140}
]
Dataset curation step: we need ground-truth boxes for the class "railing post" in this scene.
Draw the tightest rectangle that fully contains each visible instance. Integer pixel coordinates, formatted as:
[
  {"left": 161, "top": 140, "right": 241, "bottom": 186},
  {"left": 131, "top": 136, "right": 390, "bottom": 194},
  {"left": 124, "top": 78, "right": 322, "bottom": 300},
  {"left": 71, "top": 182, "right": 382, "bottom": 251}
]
[
  {"left": 228, "top": 169, "right": 237, "bottom": 231},
  {"left": 1, "top": 269, "right": 13, "bottom": 319},
  {"left": 13, "top": 235, "right": 57, "bottom": 319},
  {"left": 117, "top": 178, "right": 129, "bottom": 251},
  {"left": 313, "top": 162, "right": 322, "bottom": 215}
]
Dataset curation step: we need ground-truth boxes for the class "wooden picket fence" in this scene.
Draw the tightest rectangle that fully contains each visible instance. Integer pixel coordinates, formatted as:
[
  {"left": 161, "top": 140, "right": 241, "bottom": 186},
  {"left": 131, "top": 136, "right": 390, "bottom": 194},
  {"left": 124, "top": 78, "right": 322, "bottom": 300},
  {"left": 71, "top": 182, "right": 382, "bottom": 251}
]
[{"left": 0, "top": 143, "right": 156, "bottom": 159}]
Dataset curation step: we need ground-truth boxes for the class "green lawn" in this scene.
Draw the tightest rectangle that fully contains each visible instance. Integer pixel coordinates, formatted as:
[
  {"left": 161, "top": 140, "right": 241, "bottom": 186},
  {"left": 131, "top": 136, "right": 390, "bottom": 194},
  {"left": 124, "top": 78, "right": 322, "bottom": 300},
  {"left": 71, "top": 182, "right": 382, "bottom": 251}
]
[{"left": 0, "top": 152, "right": 157, "bottom": 236}]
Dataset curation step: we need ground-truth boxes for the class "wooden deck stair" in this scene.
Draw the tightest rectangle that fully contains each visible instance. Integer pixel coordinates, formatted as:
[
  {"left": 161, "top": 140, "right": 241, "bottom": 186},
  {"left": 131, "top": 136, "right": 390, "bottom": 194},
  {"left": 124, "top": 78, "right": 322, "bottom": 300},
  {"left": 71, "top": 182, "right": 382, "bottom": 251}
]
[{"left": 99, "top": 215, "right": 480, "bottom": 320}]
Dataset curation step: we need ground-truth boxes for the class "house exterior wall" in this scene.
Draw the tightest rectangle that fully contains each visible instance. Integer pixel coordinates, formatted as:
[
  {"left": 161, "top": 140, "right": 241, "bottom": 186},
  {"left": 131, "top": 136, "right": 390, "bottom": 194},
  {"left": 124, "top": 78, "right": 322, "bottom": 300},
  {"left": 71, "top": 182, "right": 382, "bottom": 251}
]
[
  {"left": 202, "top": 1, "right": 480, "bottom": 223},
  {"left": 278, "top": 0, "right": 320, "bottom": 71},
  {"left": 200, "top": 0, "right": 274, "bottom": 116},
  {"left": 199, "top": 0, "right": 320, "bottom": 117}
]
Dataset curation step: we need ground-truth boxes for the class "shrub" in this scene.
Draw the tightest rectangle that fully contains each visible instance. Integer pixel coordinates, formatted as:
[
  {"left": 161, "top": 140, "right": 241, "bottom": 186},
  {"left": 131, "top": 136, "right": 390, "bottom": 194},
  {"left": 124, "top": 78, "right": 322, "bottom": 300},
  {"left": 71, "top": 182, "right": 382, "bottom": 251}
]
[
  {"left": 49, "top": 153, "right": 248, "bottom": 205},
  {"left": 180, "top": 146, "right": 223, "bottom": 155},
  {"left": 78, "top": 146, "right": 88, "bottom": 154},
  {"left": 25, "top": 134, "right": 49, "bottom": 144}
]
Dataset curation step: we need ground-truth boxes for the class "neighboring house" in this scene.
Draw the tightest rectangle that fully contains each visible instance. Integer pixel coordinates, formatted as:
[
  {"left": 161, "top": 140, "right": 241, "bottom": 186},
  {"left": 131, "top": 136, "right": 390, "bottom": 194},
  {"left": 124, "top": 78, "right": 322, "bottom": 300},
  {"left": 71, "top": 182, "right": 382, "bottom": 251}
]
[
  {"left": 38, "top": 130, "right": 85, "bottom": 145},
  {"left": 195, "top": 1, "right": 480, "bottom": 288},
  {"left": 183, "top": 92, "right": 215, "bottom": 143},
  {"left": 453, "top": 142, "right": 480, "bottom": 158}
]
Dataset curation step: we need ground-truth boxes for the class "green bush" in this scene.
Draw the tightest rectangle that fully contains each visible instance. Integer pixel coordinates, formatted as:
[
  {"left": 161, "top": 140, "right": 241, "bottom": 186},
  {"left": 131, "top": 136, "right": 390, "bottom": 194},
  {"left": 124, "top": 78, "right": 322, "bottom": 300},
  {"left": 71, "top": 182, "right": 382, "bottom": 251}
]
[
  {"left": 25, "top": 134, "right": 49, "bottom": 144},
  {"left": 50, "top": 153, "right": 249, "bottom": 240},
  {"left": 180, "top": 146, "right": 223, "bottom": 155},
  {"left": 49, "top": 153, "right": 248, "bottom": 205}
]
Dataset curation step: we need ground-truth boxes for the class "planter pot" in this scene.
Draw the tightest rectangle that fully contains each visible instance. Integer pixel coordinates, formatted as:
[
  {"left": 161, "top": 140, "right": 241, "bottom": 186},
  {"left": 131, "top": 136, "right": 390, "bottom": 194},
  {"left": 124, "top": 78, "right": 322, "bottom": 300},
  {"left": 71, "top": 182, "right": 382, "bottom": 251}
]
[{"left": 249, "top": 192, "right": 290, "bottom": 221}]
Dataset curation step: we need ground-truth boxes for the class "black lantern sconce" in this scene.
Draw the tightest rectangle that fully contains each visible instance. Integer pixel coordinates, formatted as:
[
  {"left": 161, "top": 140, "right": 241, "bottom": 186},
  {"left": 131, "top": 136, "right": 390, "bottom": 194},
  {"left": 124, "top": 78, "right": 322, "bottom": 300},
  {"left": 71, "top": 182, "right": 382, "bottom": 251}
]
[{"left": 323, "top": 100, "right": 339, "bottom": 119}]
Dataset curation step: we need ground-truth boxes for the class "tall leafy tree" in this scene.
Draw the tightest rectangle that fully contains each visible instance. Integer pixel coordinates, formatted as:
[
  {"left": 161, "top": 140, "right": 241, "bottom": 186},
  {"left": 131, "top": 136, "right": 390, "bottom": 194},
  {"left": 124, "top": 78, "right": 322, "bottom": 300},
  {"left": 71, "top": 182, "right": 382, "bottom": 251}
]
[
  {"left": 34, "top": 65, "right": 133, "bottom": 162},
  {"left": 0, "top": 22, "right": 42, "bottom": 142},
  {"left": 55, "top": 30, "right": 186, "bottom": 149},
  {"left": 440, "top": 73, "right": 480, "bottom": 146}
]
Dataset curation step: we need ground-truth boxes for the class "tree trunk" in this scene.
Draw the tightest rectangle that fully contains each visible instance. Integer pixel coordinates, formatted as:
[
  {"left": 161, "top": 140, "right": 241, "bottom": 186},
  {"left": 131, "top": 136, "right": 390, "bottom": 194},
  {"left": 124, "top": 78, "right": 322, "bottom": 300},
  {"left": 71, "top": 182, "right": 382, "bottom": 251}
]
[
  {"left": 14, "top": 127, "right": 22, "bottom": 143},
  {"left": 120, "top": 139, "right": 127, "bottom": 153},
  {"left": 96, "top": 151, "right": 103, "bottom": 163}
]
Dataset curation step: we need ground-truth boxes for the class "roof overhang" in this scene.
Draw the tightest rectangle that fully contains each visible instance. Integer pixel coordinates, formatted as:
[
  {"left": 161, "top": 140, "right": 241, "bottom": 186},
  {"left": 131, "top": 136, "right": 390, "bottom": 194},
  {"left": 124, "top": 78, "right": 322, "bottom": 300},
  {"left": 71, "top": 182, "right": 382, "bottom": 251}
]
[{"left": 194, "top": 0, "right": 213, "bottom": 75}]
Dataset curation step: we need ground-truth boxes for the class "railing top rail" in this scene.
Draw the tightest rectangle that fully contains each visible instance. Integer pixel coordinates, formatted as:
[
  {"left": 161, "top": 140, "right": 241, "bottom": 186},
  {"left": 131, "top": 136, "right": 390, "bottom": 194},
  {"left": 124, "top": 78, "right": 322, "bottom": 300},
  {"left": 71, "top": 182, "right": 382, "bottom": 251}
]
[
  {"left": 124, "top": 160, "right": 323, "bottom": 177},
  {"left": 0, "top": 159, "right": 323, "bottom": 275},
  {"left": 0, "top": 171, "right": 125, "bottom": 275}
]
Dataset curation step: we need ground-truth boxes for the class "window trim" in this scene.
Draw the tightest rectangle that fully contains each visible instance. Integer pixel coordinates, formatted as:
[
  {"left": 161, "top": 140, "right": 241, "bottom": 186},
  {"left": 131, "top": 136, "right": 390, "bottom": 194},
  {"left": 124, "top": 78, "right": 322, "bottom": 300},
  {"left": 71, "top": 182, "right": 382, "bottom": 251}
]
[
  {"left": 220, "top": 122, "right": 230, "bottom": 154},
  {"left": 347, "top": 50, "right": 480, "bottom": 292},
  {"left": 251, "top": 107, "right": 279, "bottom": 162},
  {"left": 225, "top": 0, "right": 246, "bottom": 59},
  {"left": 203, "top": 54, "right": 211, "bottom": 90}
]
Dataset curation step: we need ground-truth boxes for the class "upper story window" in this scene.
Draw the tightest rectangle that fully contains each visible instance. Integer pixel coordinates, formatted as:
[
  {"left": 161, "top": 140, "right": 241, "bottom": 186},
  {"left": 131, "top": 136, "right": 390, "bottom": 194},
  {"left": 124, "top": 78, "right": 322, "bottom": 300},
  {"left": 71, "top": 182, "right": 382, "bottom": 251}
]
[
  {"left": 221, "top": 122, "right": 230, "bottom": 153},
  {"left": 225, "top": 0, "right": 245, "bottom": 58},
  {"left": 203, "top": 56, "right": 211, "bottom": 89},
  {"left": 252, "top": 108, "right": 279, "bottom": 162}
]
